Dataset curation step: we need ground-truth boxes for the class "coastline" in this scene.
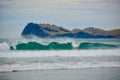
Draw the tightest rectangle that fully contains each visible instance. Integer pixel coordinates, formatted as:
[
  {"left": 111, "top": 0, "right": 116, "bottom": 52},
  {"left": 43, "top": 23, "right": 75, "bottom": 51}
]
[{"left": 0, "top": 67, "right": 120, "bottom": 80}]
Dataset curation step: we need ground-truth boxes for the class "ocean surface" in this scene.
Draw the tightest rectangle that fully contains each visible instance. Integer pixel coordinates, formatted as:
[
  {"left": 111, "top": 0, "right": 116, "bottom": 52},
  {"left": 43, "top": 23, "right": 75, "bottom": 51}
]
[{"left": 0, "top": 38, "right": 120, "bottom": 72}]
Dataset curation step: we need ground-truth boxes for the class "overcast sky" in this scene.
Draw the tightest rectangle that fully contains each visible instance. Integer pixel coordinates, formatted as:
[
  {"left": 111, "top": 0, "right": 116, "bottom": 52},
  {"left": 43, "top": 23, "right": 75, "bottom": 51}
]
[{"left": 0, "top": 0, "right": 120, "bottom": 38}]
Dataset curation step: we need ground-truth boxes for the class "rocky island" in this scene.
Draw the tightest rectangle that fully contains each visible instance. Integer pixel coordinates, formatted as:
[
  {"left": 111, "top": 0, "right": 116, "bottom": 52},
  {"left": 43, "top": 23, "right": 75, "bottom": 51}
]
[{"left": 21, "top": 23, "right": 120, "bottom": 38}]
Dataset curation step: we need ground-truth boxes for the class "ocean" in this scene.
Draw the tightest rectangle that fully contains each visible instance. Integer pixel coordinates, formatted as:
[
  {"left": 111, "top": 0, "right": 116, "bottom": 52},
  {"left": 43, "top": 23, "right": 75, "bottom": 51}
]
[{"left": 0, "top": 38, "right": 120, "bottom": 72}]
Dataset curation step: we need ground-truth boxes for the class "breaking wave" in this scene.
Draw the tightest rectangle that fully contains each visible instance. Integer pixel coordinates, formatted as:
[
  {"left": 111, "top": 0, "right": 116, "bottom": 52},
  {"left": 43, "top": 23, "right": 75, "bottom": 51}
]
[
  {"left": 15, "top": 42, "right": 72, "bottom": 50},
  {"left": 0, "top": 38, "right": 120, "bottom": 51},
  {"left": 78, "top": 42, "right": 117, "bottom": 49},
  {"left": 8, "top": 42, "right": 119, "bottom": 50}
]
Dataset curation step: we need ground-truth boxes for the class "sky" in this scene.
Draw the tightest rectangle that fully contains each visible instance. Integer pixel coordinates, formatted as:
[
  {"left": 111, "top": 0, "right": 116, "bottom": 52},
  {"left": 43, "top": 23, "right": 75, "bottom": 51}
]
[{"left": 0, "top": 0, "right": 120, "bottom": 38}]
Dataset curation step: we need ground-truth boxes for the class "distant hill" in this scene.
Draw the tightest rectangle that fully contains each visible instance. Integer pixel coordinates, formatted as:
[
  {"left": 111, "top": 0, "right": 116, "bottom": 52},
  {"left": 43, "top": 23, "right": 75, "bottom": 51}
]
[{"left": 21, "top": 23, "right": 120, "bottom": 38}]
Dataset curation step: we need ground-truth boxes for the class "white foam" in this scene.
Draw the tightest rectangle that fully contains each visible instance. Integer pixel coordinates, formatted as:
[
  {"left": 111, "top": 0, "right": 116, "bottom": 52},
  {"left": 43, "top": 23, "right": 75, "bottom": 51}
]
[
  {"left": 0, "top": 42, "right": 10, "bottom": 51},
  {"left": 0, "top": 49, "right": 120, "bottom": 72},
  {"left": 0, "top": 61, "right": 120, "bottom": 72},
  {"left": 0, "top": 49, "right": 120, "bottom": 58}
]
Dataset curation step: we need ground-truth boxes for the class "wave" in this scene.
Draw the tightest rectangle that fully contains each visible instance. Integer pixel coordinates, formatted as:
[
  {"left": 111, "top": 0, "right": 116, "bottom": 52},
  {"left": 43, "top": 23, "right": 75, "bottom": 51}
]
[
  {"left": 1, "top": 62, "right": 120, "bottom": 72},
  {"left": 78, "top": 42, "right": 117, "bottom": 49},
  {"left": 14, "top": 42, "right": 73, "bottom": 50},
  {"left": 0, "top": 39, "right": 120, "bottom": 51},
  {"left": 0, "top": 48, "right": 120, "bottom": 72},
  {"left": 0, "top": 40, "right": 119, "bottom": 50},
  {"left": 1, "top": 50, "right": 120, "bottom": 72},
  {"left": 9, "top": 42, "right": 118, "bottom": 50},
  {"left": 0, "top": 42, "right": 10, "bottom": 51}
]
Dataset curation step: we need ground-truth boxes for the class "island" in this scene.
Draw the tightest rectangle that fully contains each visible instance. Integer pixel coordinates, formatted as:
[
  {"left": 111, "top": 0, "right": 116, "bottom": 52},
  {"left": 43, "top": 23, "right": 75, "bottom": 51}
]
[{"left": 21, "top": 22, "right": 120, "bottom": 38}]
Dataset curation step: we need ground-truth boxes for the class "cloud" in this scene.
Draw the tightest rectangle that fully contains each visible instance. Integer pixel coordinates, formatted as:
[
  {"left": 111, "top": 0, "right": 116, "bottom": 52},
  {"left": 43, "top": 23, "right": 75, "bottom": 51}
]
[
  {"left": 0, "top": 0, "right": 120, "bottom": 38},
  {"left": 1, "top": 0, "right": 120, "bottom": 14}
]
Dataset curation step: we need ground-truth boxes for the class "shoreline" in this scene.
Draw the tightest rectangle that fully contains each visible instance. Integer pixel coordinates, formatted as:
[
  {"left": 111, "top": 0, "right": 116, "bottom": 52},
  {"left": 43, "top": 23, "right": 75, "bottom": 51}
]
[
  {"left": 0, "top": 67, "right": 120, "bottom": 80},
  {"left": 0, "top": 67, "right": 120, "bottom": 73}
]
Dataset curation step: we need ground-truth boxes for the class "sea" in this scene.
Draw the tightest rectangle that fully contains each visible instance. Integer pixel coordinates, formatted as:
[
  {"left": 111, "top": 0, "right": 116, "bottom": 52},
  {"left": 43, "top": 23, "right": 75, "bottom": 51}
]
[{"left": 0, "top": 38, "right": 120, "bottom": 72}]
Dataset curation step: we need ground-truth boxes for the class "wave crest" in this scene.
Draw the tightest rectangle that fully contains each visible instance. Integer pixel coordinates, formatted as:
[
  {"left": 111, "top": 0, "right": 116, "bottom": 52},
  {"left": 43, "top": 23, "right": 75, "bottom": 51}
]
[
  {"left": 15, "top": 42, "right": 73, "bottom": 50},
  {"left": 8, "top": 41, "right": 119, "bottom": 50},
  {"left": 78, "top": 42, "right": 117, "bottom": 49},
  {"left": 0, "top": 42, "right": 10, "bottom": 51}
]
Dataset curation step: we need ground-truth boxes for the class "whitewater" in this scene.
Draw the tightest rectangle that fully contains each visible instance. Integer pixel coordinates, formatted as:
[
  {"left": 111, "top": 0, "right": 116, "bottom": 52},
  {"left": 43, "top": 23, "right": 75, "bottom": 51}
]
[{"left": 0, "top": 38, "right": 120, "bottom": 72}]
